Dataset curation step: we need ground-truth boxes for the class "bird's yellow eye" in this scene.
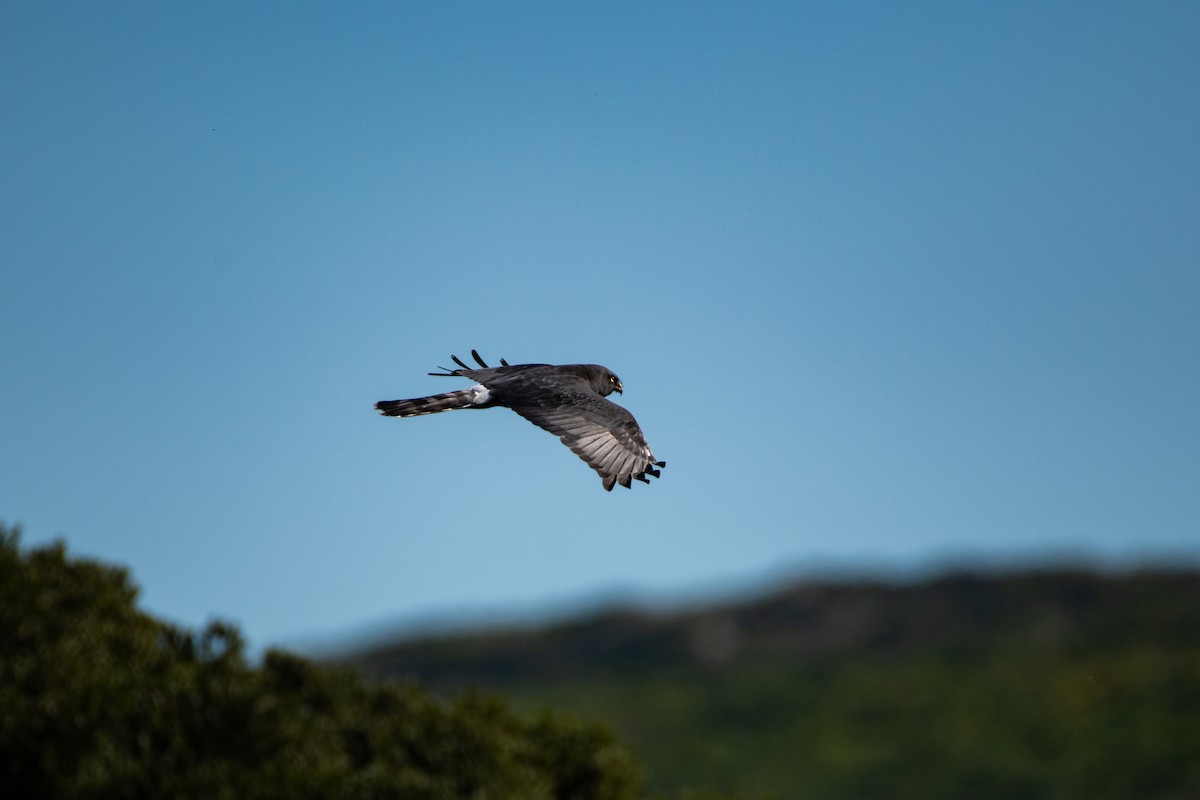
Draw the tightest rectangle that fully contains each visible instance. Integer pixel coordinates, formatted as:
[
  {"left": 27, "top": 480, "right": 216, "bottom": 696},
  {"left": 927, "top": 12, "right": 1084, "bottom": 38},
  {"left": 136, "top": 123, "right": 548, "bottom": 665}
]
[{"left": 609, "top": 376, "right": 616, "bottom": 383}]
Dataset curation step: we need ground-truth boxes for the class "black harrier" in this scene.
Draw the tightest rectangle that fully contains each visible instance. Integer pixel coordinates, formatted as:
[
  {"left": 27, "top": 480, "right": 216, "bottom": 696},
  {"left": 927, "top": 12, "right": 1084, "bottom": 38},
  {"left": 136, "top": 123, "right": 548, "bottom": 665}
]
[{"left": 375, "top": 350, "right": 665, "bottom": 491}]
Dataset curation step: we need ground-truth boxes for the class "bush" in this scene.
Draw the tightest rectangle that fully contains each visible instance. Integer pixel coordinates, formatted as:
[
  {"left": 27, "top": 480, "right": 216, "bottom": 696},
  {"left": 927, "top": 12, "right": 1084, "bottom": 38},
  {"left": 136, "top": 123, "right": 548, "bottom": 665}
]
[{"left": 0, "top": 522, "right": 651, "bottom": 799}]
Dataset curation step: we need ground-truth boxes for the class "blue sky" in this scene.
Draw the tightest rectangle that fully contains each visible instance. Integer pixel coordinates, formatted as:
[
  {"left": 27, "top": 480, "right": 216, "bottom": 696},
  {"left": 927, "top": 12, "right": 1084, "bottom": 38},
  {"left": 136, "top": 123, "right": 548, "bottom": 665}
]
[{"left": 3, "top": 2, "right": 1198, "bottom": 652}]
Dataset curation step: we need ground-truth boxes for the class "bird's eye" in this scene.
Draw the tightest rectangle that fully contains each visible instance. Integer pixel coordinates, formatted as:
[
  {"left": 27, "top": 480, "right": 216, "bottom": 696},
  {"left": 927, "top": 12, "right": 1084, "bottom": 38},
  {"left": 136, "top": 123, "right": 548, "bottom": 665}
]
[{"left": 609, "top": 376, "right": 616, "bottom": 383}]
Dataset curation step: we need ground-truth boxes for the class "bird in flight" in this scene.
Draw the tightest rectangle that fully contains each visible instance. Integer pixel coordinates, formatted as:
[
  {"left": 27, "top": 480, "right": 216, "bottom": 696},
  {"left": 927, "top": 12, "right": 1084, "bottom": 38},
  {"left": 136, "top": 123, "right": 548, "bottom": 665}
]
[{"left": 375, "top": 350, "right": 665, "bottom": 491}]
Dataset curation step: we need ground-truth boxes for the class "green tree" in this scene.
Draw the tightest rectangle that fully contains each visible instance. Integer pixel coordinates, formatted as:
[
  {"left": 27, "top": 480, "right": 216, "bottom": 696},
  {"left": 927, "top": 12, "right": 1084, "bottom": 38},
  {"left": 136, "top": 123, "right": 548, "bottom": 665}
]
[{"left": 0, "top": 522, "right": 682, "bottom": 800}]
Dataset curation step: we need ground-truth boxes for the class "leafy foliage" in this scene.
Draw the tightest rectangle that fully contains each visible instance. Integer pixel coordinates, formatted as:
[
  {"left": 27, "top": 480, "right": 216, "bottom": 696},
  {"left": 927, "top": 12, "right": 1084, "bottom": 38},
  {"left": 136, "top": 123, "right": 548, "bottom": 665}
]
[
  {"left": 345, "top": 566, "right": 1200, "bottom": 799},
  {"left": 0, "top": 522, "right": 674, "bottom": 800}
]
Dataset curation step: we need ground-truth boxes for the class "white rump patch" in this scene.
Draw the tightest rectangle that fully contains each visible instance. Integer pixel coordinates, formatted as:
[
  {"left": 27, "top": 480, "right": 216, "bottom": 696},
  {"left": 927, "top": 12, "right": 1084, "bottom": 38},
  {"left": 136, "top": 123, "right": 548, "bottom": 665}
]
[{"left": 469, "top": 384, "right": 491, "bottom": 404}]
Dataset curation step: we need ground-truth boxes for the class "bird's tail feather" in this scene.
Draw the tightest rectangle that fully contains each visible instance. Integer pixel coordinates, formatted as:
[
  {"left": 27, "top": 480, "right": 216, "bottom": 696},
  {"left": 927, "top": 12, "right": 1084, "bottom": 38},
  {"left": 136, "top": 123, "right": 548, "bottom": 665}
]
[{"left": 374, "top": 389, "right": 480, "bottom": 417}]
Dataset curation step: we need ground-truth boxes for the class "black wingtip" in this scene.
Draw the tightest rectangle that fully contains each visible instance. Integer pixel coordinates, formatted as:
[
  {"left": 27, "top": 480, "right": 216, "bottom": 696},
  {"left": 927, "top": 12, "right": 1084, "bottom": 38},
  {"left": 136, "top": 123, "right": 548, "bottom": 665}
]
[
  {"left": 471, "top": 349, "right": 489, "bottom": 368},
  {"left": 450, "top": 353, "right": 470, "bottom": 371},
  {"left": 500, "top": 357, "right": 510, "bottom": 367}
]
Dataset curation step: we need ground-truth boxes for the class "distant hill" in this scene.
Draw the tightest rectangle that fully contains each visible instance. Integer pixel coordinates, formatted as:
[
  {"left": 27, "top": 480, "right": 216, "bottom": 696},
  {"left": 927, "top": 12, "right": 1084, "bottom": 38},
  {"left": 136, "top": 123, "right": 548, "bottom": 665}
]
[{"left": 338, "top": 567, "right": 1200, "bottom": 799}]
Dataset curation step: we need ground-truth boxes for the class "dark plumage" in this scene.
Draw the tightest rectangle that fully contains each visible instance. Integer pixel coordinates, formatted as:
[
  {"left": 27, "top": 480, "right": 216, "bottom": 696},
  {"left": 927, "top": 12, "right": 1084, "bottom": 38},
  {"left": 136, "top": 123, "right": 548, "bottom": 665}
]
[{"left": 375, "top": 350, "right": 665, "bottom": 491}]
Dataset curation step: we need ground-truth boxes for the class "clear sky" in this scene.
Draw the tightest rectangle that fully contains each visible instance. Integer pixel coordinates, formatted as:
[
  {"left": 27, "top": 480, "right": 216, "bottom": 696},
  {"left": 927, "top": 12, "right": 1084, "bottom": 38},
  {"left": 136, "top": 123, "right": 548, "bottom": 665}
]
[{"left": 3, "top": 2, "right": 1198, "bottom": 653}]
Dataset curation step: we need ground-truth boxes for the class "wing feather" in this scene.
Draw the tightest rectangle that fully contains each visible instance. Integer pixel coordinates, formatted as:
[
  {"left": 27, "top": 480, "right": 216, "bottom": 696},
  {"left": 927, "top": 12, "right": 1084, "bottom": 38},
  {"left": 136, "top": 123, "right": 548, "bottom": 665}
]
[{"left": 509, "top": 390, "right": 664, "bottom": 491}]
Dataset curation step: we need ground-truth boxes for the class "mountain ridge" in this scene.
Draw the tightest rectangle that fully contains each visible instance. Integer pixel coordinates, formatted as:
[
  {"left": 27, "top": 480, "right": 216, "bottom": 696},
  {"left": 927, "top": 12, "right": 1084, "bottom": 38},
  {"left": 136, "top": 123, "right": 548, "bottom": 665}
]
[
  {"left": 339, "top": 564, "right": 1200, "bottom": 687},
  {"left": 335, "top": 564, "right": 1200, "bottom": 798}
]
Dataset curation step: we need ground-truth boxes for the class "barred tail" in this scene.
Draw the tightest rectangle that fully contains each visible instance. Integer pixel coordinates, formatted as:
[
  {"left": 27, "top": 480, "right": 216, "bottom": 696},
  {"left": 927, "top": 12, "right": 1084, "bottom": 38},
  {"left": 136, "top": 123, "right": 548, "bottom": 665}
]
[{"left": 374, "top": 389, "right": 482, "bottom": 418}]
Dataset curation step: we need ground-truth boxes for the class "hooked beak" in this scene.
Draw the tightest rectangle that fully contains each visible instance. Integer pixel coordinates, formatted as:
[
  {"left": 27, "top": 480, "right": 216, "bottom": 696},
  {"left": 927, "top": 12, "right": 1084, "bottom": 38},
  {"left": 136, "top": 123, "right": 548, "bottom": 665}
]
[{"left": 615, "top": 383, "right": 623, "bottom": 394}]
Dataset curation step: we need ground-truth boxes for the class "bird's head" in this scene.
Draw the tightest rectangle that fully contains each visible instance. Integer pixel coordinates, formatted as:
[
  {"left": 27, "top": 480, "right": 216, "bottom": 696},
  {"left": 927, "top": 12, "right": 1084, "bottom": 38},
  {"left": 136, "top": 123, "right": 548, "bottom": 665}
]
[
  {"left": 583, "top": 366, "right": 621, "bottom": 396},
  {"left": 567, "top": 364, "right": 624, "bottom": 396}
]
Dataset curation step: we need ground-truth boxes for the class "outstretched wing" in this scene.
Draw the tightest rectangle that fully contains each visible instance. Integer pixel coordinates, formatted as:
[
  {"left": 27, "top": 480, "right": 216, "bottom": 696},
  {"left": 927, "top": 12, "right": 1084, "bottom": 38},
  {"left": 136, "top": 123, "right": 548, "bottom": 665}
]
[{"left": 510, "top": 393, "right": 665, "bottom": 491}]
